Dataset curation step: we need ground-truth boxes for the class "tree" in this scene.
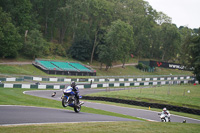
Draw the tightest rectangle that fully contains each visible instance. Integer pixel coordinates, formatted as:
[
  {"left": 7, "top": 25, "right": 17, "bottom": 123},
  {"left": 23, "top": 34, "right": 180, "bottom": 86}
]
[
  {"left": 156, "top": 11, "right": 172, "bottom": 25},
  {"left": 97, "top": 45, "right": 113, "bottom": 70},
  {"left": 55, "top": 6, "right": 73, "bottom": 44},
  {"left": 111, "top": 20, "right": 134, "bottom": 68},
  {"left": 179, "top": 26, "right": 194, "bottom": 65},
  {"left": 99, "top": 19, "right": 134, "bottom": 69},
  {"left": 88, "top": 0, "right": 113, "bottom": 64},
  {"left": 69, "top": 34, "right": 92, "bottom": 61},
  {"left": 125, "top": 0, "right": 159, "bottom": 59},
  {"left": 0, "top": 8, "right": 22, "bottom": 58},
  {"left": 24, "top": 29, "right": 47, "bottom": 58},
  {"left": 160, "top": 23, "right": 181, "bottom": 61},
  {"left": 31, "top": 0, "right": 67, "bottom": 40},
  {"left": 189, "top": 32, "right": 200, "bottom": 82},
  {"left": 0, "top": 0, "right": 34, "bottom": 35}
]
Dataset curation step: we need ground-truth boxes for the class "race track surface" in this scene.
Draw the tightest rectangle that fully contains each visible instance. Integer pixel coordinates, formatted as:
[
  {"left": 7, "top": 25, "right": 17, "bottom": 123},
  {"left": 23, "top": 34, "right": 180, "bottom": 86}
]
[
  {"left": 1, "top": 89, "right": 200, "bottom": 125},
  {"left": 24, "top": 89, "right": 200, "bottom": 124},
  {"left": 0, "top": 105, "right": 137, "bottom": 125}
]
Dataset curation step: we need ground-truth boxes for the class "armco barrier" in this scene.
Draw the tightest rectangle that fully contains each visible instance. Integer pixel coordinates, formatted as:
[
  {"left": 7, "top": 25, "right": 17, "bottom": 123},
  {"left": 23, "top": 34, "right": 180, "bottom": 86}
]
[
  {"left": 0, "top": 75, "right": 195, "bottom": 83},
  {"left": 82, "top": 96, "right": 200, "bottom": 115},
  {"left": 0, "top": 79, "right": 196, "bottom": 89}
]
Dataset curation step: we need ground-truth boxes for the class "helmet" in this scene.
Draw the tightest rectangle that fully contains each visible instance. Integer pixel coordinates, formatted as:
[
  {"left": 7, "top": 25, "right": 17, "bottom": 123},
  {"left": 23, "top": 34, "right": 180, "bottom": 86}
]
[
  {"left": 71, "top": 81, "right": 76, "bottom": 87},
  {"left": 163, "top": 108, "right": 167, "bottom": 111}
]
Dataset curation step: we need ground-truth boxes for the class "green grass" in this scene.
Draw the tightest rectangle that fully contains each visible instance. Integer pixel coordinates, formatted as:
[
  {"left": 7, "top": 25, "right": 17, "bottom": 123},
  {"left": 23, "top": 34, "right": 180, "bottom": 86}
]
[
  {"left": 0, "top": 88, "right": 199, "bottom": 132},
  {"left": 0, "top": 122, "right": 200, "bottom": 133},
  {"left": 0, "top": 87, "right": 142, "bottom": 121},
  {"left": 0, "top": 64, "right": 48, "bottom": 76},
  {"left": 96, "top": 66, "right": 193, "bottom": 76},
  {"left": 87, "top": 85, "right": 200, "bottom": 110},
  {"left": 0, "top": 65, "right": 90, "bottom": 78}
]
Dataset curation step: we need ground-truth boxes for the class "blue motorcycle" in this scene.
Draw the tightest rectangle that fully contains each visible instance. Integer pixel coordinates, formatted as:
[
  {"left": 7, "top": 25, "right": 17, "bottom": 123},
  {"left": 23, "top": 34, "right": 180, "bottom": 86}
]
[{"left": 62, "top": 86, "right": 83, "bottom": 113}]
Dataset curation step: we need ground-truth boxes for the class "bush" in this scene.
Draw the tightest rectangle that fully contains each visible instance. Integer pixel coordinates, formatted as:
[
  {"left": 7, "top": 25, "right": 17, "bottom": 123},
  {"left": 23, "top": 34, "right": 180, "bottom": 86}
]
[
  {"left": 137, "top": 63, "right": 151, "bottom": 72},
  {"left": 137, "top": 63, "right": 144, "bottom": 70},
  {"left": 48, "top": 42, "right": 66, "bottom": 57}
]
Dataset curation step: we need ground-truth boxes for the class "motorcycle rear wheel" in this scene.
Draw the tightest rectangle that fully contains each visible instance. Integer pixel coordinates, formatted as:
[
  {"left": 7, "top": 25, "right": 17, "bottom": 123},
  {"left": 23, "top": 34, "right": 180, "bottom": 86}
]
[
  {"left": 74, "top": 105, "right": 81, "bottom": 113},
  {"left": 74, "top": 98, "right": 81, "bottom": 113}
]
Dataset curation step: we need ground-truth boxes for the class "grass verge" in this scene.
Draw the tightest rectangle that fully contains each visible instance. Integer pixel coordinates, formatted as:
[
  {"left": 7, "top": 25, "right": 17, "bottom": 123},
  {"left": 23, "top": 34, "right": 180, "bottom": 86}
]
[
  {"left": 0, "top": 121, "right": 200, "bottom": 133},
  {"left": 86, "top": 85, "right": 200, "bottom": 110}
]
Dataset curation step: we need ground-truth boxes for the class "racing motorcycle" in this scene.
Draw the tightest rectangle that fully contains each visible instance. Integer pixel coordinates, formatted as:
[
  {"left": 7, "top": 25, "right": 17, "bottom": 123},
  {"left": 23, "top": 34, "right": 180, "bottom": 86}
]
[
  {"left": 158, "top": 113, "right": 170, "bottom": 122},
  {"left": 61, "top": 86, "right": 84, "bottom": 113}
]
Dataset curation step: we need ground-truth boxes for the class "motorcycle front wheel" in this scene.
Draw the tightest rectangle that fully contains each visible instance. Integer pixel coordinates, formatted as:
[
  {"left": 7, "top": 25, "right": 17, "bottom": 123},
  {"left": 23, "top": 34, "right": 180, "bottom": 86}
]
[{"left": 62, "top": 97, "right": 68, "bottom": 107}]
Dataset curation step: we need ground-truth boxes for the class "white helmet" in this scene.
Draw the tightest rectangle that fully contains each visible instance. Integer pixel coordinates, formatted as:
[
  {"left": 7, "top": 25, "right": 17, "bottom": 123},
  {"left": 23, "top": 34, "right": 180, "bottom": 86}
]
[{"left": 163, "top": 108, "right": 167, "bottom": 111}]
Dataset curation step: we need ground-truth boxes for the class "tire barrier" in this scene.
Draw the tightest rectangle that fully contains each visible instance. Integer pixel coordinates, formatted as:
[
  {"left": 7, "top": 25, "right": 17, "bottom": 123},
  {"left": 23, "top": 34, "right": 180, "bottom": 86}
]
[{"left": 82, "top": 96, "right": 200, "bottom": 115}]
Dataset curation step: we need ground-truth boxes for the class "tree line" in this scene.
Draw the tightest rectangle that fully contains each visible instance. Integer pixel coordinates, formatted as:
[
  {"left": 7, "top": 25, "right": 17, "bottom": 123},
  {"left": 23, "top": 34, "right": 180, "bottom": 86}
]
[{"left": 0, "top": 0, "right": 199, "bottom": 79}]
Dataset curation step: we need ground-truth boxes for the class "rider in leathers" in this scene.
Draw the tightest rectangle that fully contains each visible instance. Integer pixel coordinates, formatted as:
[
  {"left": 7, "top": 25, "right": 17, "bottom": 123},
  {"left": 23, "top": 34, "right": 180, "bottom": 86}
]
[
  {"left": 71, "top": 81, "right": 80, "bottom": 104},
  {"left": 161, "top": 108, "right": 171, "bottom": 122}
]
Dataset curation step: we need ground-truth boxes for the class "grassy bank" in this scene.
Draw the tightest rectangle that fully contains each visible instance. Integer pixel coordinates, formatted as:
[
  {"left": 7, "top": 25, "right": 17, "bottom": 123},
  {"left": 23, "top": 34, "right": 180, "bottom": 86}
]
[
  {"left": 87, "top": 85, "right": 200, "bottom": 110},
  {"left": 0, "top": 65, "right": 48, "bottom": 76},
  {"left": 0, "top": 64, "right": 192, "bottom": 77},
  {"left": 1, "top": 121, "right": 200, "bottom": 133}
]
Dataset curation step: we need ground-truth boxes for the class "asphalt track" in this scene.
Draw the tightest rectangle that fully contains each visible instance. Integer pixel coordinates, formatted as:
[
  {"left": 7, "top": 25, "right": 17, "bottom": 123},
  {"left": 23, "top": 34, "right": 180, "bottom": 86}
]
[
  {"left": 24, "top": 89, "right": 200, "bottom": 124},
  {"left": 0, "top": 105, "right": 136, "bottom": 125},
  {"left": 1, "top": 89, "right": 200, "bottom": 125}
]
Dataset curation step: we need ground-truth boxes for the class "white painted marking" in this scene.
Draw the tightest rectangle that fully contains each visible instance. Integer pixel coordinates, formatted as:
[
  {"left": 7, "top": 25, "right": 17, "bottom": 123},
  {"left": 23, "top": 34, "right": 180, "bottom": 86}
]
[
  {"left": 38, "top": 85, "right": 46, "bottom": 89},
  {"left": 54, "top": 85, "right": 60, "bottom": 89},
  {"left": 99, "top": 79, "right": 105, "bottom": 82},
  {"left": 91, "top": 84, "right": 97, "bottom": 88},
  {"left": 6, "top": 78, "right": 16, "bottom": 81},
  {"left": 4, "top": 84, "right": 13, "bottom": 88},
  {"left": 33, "top": 77, "right": 42, "bottom": 81},
  {"left": 109, "top": 79, "right": 115, "bottom": 82},
  {"left": 160, "top": 78, "right": 164, "bottom": 80},
  {"left": 114, "top": 83, "right": 120, "bottom": 87},
  {"left": 119, "top": 79, "right": 124, "bottom": 82},
  {"left": 125, "top": 83, "right": 130, "bottom": 86},
  {"left": 49, "top": 78, "right": 58, "bottom": 82},
  {"left": 103, "top": 84, "right": 109, "bottom": 87},
  {"left": 22, "top": 84, "right": 31, "bottom": 89},
  {"left": 64, "top": 79, "right": 71, "bottom": 82},
  {"left": 128, "top": 78, "right": 133, "bottom": 82},
  {"left": 134, "top": 83, "right": 140, "bottom": 86},
  {"left": 145, "top": 78, "right": 150, "bottom": 81},
  {"left": 77, "top": 85, "right": 84, "bottom": 89}
]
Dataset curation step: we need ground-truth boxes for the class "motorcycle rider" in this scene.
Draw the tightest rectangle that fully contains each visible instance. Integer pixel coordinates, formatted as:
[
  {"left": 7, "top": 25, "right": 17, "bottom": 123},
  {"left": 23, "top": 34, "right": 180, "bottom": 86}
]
[
  {"left": 70, "top": 81, "right": 80, "bottom": 105},
  {"left": 161, "top": 107, "right": 171, "bottom": 122}
]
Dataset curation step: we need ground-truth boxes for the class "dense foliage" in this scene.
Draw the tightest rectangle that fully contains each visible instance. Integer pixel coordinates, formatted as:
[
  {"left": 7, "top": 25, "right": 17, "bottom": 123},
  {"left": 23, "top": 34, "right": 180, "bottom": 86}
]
[{"left": 0, "top": 0, "right": 199, "bottom": 79}]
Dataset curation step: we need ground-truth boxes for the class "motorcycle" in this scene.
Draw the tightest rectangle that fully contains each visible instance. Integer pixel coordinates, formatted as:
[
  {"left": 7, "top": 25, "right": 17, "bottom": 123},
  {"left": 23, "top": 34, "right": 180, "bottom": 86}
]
[
  {"left": 61, "top": 86, "right": 84, "bottom": 113},
  {"left": 158, "top": 113, "right": 170, "bottom": 122}
]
